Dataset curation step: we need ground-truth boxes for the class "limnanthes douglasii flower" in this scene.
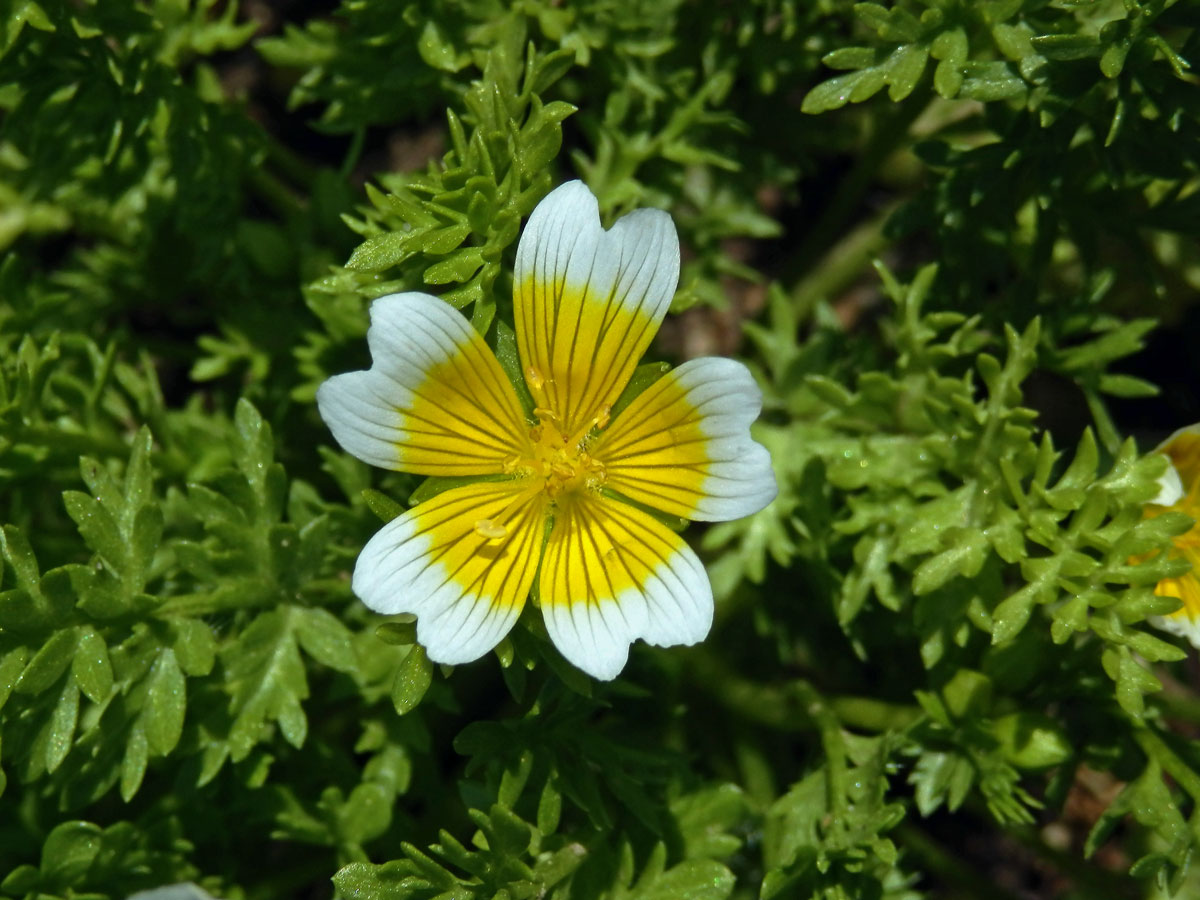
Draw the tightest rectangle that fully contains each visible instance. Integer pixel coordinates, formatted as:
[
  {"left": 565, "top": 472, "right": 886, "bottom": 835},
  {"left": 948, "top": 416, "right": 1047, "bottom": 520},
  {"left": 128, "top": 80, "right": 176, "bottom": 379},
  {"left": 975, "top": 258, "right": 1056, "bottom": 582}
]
[
  {"left": 317, "top": 181, "right": 776, "bottom": 679},
  {"left": 1145, "top": 424, "right": 1200, "bottom": 648}
]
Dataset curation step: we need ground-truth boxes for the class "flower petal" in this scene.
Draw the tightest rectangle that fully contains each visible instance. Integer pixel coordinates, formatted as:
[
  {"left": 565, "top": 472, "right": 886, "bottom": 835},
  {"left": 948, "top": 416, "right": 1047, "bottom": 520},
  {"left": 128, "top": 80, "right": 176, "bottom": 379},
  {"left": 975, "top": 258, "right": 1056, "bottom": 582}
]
[
  {"left": 1151, "top": 547, "right": 1200, "bottom": 650},
  {"left": 538, "top": 493, "right": 712, "bottom": 680},
  {"left": 591, "top": 357, "right": 776, "bottom": 522},
  {"left": 317, "top": 292, "right": 531, "bottom": 476},
  {"left": 1151, "top": 461, "right": 1184, "bottom": 507},
  {"left": 1159, "top": 424, "right": 1200, "bottom": 497},
  {"left": 353, "top": 481, "right": 547, "bottom": 665},
  {"left": 1149, "top": 424, "right": 1200, "bottom": 648},
  {"left": 514, "top": 180, "right": 679, "bottom": 439}
]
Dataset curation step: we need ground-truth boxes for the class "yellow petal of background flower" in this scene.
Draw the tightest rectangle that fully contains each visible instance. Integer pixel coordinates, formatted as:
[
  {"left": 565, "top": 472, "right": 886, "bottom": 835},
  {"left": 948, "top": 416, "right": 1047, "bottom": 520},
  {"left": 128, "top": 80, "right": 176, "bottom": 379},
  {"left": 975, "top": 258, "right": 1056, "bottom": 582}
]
[
  {"left": 353, "top": 480, "right": 547, "bottom": 665},
  {"left": 317, "top": 292, "right": 531, "bottom": 476},
  {"left": 1150, "top": 424, "right": 1200, "bottom": 647},
  {"left": 1151, "top": 548, "right": 1200, "bottom": 649},
  {"left": 538, "top": 492, "right": 711, "bottom": 680},
  {"left": 1161, "top": 425, "right": 1200, "bottom": 494},
  {"left": 514, "top": 181, "right": 679, "bottom": 440},
  {"left": 591, "top": 357, "right": 777, "bottom": 522}
]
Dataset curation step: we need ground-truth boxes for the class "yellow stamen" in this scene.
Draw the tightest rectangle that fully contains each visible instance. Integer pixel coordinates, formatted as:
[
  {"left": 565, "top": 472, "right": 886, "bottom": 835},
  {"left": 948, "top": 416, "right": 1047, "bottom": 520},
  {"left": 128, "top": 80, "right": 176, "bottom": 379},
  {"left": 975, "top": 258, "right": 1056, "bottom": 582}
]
[
  {"left": 473, "top": 519, "right": 509, "bottom": 540},
  {"left": 508, "top": 408, "right": 608, "bottom": 501}
]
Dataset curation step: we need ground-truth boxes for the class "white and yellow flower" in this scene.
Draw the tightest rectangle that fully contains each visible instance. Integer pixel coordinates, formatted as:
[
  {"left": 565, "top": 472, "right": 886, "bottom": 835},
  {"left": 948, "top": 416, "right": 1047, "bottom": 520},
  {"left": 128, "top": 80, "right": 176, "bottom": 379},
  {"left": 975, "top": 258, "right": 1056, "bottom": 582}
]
[
  {"left": 1145, "top": 424, "right": 1200, "bottom": 647},
  {"left": 317, "top": 181, "right": 776, "bottom": 679}
]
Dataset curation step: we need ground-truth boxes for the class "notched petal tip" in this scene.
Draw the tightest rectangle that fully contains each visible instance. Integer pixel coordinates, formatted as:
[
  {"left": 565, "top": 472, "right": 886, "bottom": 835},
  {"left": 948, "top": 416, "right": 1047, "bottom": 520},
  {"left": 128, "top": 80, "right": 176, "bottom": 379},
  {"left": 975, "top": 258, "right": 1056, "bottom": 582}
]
[
  {"left": 352, "top": 482, "right": 545, "bottom": 667},
  {"left": 594, "top": 355, "right": 778, "bottom": 523},
  {"left": 538, "top": 495, "right": 713, "bottom": 681},
  {"left": 514, "top": 179, "right": 682, "bottom": 436},
  {"left": 316, "top": 370, "right": 404, "bottom": 470},
  {"left": 315, "top": 291, "right": 530, "bottom": 477}
]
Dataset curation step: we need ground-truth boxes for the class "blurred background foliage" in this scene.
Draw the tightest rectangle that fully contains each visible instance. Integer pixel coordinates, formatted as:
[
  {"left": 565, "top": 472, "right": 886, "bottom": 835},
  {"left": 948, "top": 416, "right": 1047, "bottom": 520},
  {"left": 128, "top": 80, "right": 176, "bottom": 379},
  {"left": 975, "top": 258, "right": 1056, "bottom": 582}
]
[{"left": 2, "top": 0, "right": 1200, "bottom": 898}]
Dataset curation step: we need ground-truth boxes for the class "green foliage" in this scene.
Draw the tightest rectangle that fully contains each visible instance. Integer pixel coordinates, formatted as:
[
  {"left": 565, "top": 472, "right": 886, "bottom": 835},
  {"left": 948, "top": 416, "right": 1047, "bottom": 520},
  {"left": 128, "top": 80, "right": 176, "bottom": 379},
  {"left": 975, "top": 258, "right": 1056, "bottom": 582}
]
[
  {"left": 802, "top": 0, "right": 1191, "bottom": 113},
  {"left": 3, "top": 1, "right": 1200, "bottom": 899}
]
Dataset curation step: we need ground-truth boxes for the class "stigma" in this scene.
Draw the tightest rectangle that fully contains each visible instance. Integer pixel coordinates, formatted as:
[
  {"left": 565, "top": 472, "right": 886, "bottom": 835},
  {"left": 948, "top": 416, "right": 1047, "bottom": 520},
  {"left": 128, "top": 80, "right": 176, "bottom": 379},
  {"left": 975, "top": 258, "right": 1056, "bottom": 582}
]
[{"left": 506, "top": 411, "right": 607, "bottom": 500}]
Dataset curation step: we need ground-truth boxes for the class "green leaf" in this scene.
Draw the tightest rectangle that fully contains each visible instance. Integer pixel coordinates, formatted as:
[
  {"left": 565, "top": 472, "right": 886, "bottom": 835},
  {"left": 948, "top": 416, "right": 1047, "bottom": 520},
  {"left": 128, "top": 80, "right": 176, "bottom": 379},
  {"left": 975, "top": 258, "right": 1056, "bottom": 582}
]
[
  {"left": 39, "top": 820, "right": 102, "bottom": 885},
  {"left": 71, "top": 627, "right": 113, "bottom": 703},
  {"left": 362, "top": 488, "right": 406, "bottom": 522},
  {"left": 912, "top": 530, "right": 987, "bottom": 595},
  {"left": 992, "top": 584, "right": 1039, "bottom": 644},
  {"left": 16, "top": 627, "right": 77, "bottom": 695},
  {"left": 1031, "top": 33, "right": 1101, "bottom": 61},
  {"left": 885, "top": 43, "right": 928, "bottom": 101},
  {"left": 337, "top": 782, "right": 395, "bottom": 846},
  {"left": 537, "top": 778, "right": 563, "bottom": 836},
  {"left": 417, "top": 20, "right": 468, "bottom": 73},
  {"left": 423, "top": 247, "right": 485, "bottom": 285},
  {"left": 143, "top": 649, "right": 186, "bottom": 756},
  {"left": 635, "top": 859, "right": 734, "bottom": 900},
  {"left": 0, "top": 647, "right": 29, "bottom": 712},
  {"left": 42, "top": 678, "right": 80, "bottom": 774},
  {"left": 822, "top": 47, "right": 877, "bottom": 70},
  {"left": 493, "top": 319, "right": 535, "bottom": 413},
  {"left": 375, "top": 621, "right": 417, "bottom": 645},
  {"left": 62, "top": 491, "right": 125, "bottom": 568},
  {"left": 226, "top": 609, "right": 310, "bottom": 759},
  {"left": 121, "top": 726, "right": 149, "bottom": 802},
  {"left": 333, "top": 861, "right": 432, "bottom": 899},
  {"left": 802, "top": 69, "right": 885, "bottom": 113},
  {"left": 958, "top": 61, "right": 1025, "bottom": 101},
  {"left": 529, "top": 47, "right": 576, "bottom": 95},
  {"left": 346, "top": 232, "right": 421, "bottom": 272},
  {"left": 171, "top": 618, "right": 216, "bottom": 677},
  {"left": 294, "top": 606, "right": 357, "bottom": 672},
  {"left": 984, "top": 713, "right": 1071, "bottom": 770},
  {"left": 391, "top": 645, "right": 433, "bottom": 716}
]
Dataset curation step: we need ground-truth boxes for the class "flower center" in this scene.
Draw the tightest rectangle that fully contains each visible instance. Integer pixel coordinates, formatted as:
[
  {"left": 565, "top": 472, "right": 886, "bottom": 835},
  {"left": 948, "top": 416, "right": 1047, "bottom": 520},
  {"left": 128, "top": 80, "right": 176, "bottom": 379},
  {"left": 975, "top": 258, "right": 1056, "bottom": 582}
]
[{"left": 507, "top": 408, "right": 607, "bottom": 500}]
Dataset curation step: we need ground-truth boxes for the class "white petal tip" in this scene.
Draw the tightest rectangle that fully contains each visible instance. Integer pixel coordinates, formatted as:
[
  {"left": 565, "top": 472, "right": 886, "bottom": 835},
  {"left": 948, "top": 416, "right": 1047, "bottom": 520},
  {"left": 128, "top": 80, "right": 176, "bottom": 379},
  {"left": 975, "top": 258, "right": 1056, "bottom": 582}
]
[
  {"left": 1150, "top": 458, "right": 1184, "bottom": 507},
  {"left": 1149, "top": 612, "right": 1200, "bottom": 650}
]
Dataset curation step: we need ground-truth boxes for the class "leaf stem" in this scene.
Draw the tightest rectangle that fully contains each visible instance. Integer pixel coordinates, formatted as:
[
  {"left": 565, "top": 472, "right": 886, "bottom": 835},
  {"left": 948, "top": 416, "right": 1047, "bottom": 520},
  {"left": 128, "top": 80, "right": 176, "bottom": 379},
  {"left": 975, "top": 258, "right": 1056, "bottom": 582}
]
[
  {"left": 689, "top": 652, "right": 922, "bottom": 734},
  {"left": 789, "top": 93, "right": 929, "bottom": 280},
  {"left": 789, "top": 201, "right": 899, "bottom": 319},
  {"left": 793, "top": 680, "right": 849, "bottom": 819},
  {"left": 1134, "top": 726, "right": 1200, "bottom": 803},
  {"left": 828, "top": 694, "right": 923, "bottom": 732}
]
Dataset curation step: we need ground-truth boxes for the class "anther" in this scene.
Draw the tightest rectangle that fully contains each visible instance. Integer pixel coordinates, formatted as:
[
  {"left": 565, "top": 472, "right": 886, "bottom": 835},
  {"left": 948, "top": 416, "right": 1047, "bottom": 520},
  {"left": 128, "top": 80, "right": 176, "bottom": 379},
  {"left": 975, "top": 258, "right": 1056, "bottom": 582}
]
[
  {"left": 596, "top": 405, "right": 611, "bottom": 430},
  {"left": 473, "top": 519, "right": 508, "bottom": 540}
]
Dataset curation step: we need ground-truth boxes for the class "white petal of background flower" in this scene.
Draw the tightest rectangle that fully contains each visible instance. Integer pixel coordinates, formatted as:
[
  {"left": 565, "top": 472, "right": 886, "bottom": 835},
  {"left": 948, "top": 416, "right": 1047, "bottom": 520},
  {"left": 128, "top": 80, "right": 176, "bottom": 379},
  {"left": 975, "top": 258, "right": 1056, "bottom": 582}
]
[
  {"left": 1149, "top": 609, "right": 1200, "bottom": 649},
  {"left": 1151, "top": 458, "right": 1184, "bottom": 507}
]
